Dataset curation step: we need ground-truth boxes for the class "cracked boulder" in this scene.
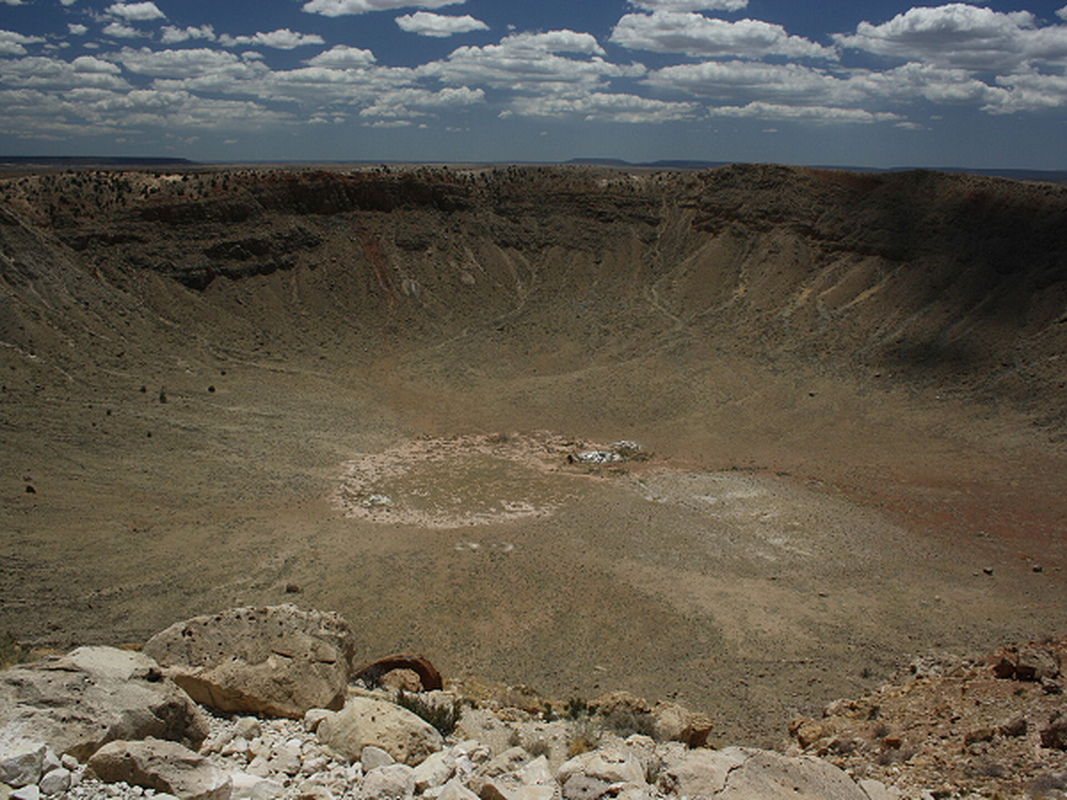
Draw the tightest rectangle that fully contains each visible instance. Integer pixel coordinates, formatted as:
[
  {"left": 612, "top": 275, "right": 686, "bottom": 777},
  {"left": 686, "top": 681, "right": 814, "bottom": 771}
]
[
  {"left": 0, "top": 646, "right": 209, "bottom": 762},
  {"left": 142, "top": 604, "right": 357, "bottom": 719},
  {"left": 660, "top": 746, "right": 870, "bottom": 799}
]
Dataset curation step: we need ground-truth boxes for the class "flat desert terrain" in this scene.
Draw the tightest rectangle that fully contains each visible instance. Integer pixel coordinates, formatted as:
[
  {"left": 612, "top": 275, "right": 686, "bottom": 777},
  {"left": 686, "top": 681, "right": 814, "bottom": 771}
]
[{"left": 1, "top": 164, "right": 1064, "bottom": 746}]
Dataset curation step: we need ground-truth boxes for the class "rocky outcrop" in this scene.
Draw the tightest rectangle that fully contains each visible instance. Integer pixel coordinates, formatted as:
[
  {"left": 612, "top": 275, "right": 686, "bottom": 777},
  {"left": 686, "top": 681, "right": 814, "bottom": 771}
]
[
  {"left": 316, "top": 696, "right": 443, "bottom": 766},
  {"left": 0, "top": 646, "right": 209, "bottom": 761},
  {"left": 661, "top": 747, "right": 870, "bottom": 799},
  {"left": 142, "top": 605, "right": 356, "bottom": 719},
  {"left": 87, "top": 738, "right": 231, "bottom": 800}
]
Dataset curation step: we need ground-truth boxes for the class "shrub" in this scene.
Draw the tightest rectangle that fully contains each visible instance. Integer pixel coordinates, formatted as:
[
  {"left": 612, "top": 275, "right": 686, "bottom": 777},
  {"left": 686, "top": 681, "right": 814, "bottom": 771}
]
[{"left": 395, "top": 690, "right": 465, "bottom": 737}]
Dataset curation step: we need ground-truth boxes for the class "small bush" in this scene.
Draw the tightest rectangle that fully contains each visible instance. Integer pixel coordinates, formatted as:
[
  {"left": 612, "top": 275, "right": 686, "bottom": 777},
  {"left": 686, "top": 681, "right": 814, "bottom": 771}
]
[
  {"left": 567, "top": 716, "right": 602, "bottom": 758},
  {"left": 564, "top": 697, "right": 595, "bottom": 720},
  {"left": 396, "top": 690, "right": 465, "bottom": 737},
  {"left": 603, "top": 708, "right": 656, "bottom": 739},
  {"left": 0, "top": 632, "right": 35, "bottom": 670}
]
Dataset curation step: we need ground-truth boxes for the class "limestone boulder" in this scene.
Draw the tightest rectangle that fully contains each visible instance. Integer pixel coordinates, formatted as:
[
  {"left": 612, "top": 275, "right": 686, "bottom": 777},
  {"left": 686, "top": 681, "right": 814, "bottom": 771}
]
[
  {"left": 317, "top": 697, "right": 443, "bottom": 766},
  {"left": 143, "top": 604, "right": 356, "bottom": 719},
  {"left": 557, "top": 748, "right": 644, "bottom": 786},
  {"left": 87, "top": 738, "right": 231, "bottom": 800},
  {"left": 660, "top": 747, "right": 868, "bottom": 800},
  {"left": 0, "top": 646, "right": 209, "bottom": 761}
]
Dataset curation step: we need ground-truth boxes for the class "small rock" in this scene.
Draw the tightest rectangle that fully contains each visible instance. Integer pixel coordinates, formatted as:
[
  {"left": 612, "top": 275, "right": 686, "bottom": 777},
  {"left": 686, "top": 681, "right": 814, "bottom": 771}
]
[
  {"left": 0, "top": 742, "right": 46, "bottom": 788},
  {"left": 998, "top": 716, "right": 1028, "bottom": 738},
  {"left": 963, "top": 727, "right": 995, "bottom": 746},
  {"left": 1040, "top": 717, "right": 1067, "bottom": 750},
  {"left": 438, "top": 779, "right": 480, "bottom": 800},
  {"left": 361, "top": 763, "right": 415, "bottom": 800},
  {"left": 38, "top": 767, "right": 71, "bottom": 796},
  {"left": 414, "top": 750, "right": 455, "bottom": 792},
  {"left": 10, "top": 785, "right": 40, "bottom": 800},
  {"left": 562, "top": 775, "right": 611, "bottom": 800},
  {"left": 1017, "top": 648, "right": 1061, "bottom": 681},
  {"left": 304, "top": 709, "right": 335, "bottom": 733},
  {"left": 230, "top": 773, "right": 285, "bottom": 800},
  {"left": 234, "top": 718, "right": 262, "bottom": 741},
  {"left": 381, "top": 669, "right": 424, "bottom": 693},
  {"left": 983, "top": 567, "right": 994, "bottom": 575},
  {"left": 363, "top": 746, "right": 397, "bottom": 773}
]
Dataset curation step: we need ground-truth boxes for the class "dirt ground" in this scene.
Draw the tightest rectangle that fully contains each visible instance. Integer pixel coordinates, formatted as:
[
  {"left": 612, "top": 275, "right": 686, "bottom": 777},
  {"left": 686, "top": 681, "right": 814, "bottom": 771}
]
[{"left": 1, "top": 165, "right": 1065, "bottom": 749}]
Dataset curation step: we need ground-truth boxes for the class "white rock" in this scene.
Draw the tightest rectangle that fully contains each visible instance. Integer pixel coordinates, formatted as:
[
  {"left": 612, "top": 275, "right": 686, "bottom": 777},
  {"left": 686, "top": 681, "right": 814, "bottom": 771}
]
[
  {"left": 362, "top": 745, "right": 396, "bottom": 772},
  {"left": 234, "top": 719, "right": 262, "bottom": 741},
  {"left": 557, "top": 749, "right": 644, "bottom": 786},
  {"left": 60, "top": 755, "right": 79, "bottom": 772},
  {"left": 269, "top": 740, "right": 302, "bottom": 776},
  {"left": 230, "top": 772, "right": 285, "bottom": 800},
  {"left": 414, "top": 750, "right": 455, "bottom": 792},
  {"left": 438, "top": 779, "right": 480, "bottom": 800},
  {"left": 0, "top": 742, "right": 46, "bottom": 788},
  {"left": 859, "top": 779, "right": 901, "bottom": 800},
  {"left": 0, "top": 647, "right": 208, "bottom": 761},
  {"left": 518, "top": 756, "right": 554, "bottom": 786},
  {"left": 361, "top": 763, "right": 415, "bottom": 800},
  {"left": 661, "top": 747, "right": 868, "bottom": 800},
  {"left": 318, "top": 697, "right": 442, "bottom": 766},
  {"left": 88, "top": 738, "right": 232, "bottom": 800},
  {"left": 10, "top": 785, "right": 40, "bottom": 800},
  {"left": 38, "top": 767, "right": 71, "bottom": 796},
  {"left": 304, "top": 710, "right": 335, "bottom": 734},
  {"left": 296, "top": 780, "right": 335, "bottom": 800}
]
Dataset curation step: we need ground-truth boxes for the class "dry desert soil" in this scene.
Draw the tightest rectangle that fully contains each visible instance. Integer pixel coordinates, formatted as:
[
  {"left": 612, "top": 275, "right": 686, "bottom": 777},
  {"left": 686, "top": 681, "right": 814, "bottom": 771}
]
[{"left": 1, "top": 163, "right": 1065, "bottom": 749}]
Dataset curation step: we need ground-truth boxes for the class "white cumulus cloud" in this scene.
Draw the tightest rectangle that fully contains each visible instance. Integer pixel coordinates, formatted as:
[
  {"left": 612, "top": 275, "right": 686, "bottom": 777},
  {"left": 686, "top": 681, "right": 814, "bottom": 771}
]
[
  {"left": 396, "top": 12, "right": 488, "bottom": 38},
  {"left": 629, "top": 0, "right": 748, "bottom": 10},
  {"left": 160, "top": 25, "right": 217, "bottom": 44},
  {"left": 707, "top": 101, "right": 902, "bottom": 124},
  {"left": 302, "top": 0, "right": 463, "bottom": 17},
  {"left": 0, "top": 30, "right": 44, "bottom": 56},
  {"left": 360, "top": 85, "right": 484, "bottom": 118},
  {"left": 102, "top": 22, "right": 147, "bottom": 39},
  {"left": 834, "top": 3, "right": 1067, "bottom": 71},
  {"left": 646, "top": 60, "right": 858, "bottom": 105},
  {"left": 505, "top": 91, "right": 699, "bottom": 123},
  {"left": 611, "top": 11, "right": 838, "bottom": 60},
  {"left": 220, "top": 29, "right": 326, "bottom": 50},
  {"left": 68, "top": 24, "right": 90, "bottom": 36},
  {"left": 105, "top": 2, "right": 165, "bottom": 21},
  {"left": 418, "top": 30, "right": 637, "bottom": 94},
  {"left": 305, "top": 45, "right": 377, "bottom": 68}
]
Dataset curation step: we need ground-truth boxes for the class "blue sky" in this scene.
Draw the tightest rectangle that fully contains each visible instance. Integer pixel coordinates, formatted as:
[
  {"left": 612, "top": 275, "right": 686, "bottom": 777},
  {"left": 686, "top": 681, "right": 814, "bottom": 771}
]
[{"left": 1, "top": 0, "right": 1067, "bottom": 168}]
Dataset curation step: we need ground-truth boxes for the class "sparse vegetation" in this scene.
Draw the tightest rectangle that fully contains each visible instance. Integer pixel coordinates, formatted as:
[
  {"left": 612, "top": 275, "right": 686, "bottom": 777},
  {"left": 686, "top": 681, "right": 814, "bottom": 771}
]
[
  {"left": 395, "top": 690, "right": 466, "bottom": 737},
  {"left": 0, "top": 631, "right": 36, "bottom": 670}
]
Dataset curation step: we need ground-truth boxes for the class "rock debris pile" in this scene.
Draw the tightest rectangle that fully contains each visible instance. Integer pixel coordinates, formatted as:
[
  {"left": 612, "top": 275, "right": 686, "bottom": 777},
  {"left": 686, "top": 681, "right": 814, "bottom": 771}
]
[{"left": 1, "top": 605, "right": 1064, "bottom": 800}]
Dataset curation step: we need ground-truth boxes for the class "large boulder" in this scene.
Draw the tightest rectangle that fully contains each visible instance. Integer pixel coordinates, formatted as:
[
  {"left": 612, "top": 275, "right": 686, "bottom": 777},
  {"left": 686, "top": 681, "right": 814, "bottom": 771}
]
[
  {"left": 317, "top": 696, "right": 443, "bottom": 766},
  {"left": 87, "top": 738, "right": 231, "bottom": 800},
  {"left": 0, "top": 646, "right": 209, "bottom": 761},
  {"left": 660, "top": 747, "right": 868, "bottom": 799},
  {"left": 143, "top": 604, "right": 357, "bottom": 719}
]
